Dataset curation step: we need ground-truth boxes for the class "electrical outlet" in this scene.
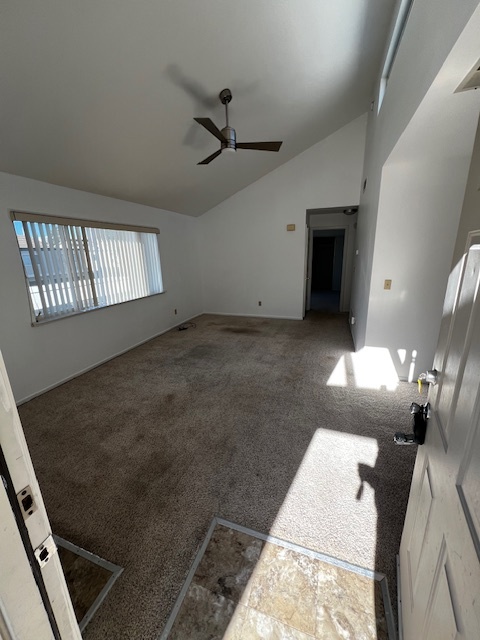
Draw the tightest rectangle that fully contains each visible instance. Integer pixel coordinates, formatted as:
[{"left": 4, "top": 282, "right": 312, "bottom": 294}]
[
  {"left": 174, "top": 308, "right": 177, "bottom": 315},
  {"left": 351, "top": 316, "right": 355, "bottom": 325},
  {"left": 258, "top": 301, "right": 262, "bottom": 306},
  {"left": 384, "top": 279, "right": 392, "bottom": 290}
]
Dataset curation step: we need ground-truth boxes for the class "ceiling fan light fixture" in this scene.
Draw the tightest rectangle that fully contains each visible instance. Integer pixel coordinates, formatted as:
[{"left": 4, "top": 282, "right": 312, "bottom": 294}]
[{"left": 194, "top": 88, "right": 283, "bottom": 165}]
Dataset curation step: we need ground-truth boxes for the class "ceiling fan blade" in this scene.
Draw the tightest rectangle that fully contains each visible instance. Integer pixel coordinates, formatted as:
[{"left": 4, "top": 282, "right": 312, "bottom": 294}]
[
  {"left": 236, "top": 141, "right": 283, "bottom": 152},
  {"left": 197, "top": 149, "right": 222, "bottom": 165},
  {"left": 193, "top": 117, "right": 226, "bottom": 142}
]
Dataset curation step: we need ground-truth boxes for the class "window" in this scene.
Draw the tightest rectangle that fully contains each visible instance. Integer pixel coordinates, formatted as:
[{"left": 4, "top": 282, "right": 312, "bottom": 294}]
[
  {"left": 377, "top": 0, "right": 415, "bottom": 112},
  {"left": 12, "top": 212, "right": 163, "bottom": 323}
]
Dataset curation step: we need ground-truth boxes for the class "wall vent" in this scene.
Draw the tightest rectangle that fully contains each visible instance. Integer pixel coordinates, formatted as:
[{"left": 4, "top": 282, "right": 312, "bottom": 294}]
[{"left": 455, "top": 59, "right": 480, "bottom": 93}]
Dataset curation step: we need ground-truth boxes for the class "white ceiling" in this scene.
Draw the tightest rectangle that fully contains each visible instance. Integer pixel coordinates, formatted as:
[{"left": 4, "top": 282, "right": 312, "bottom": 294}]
[{"left": 0, "top": 1, "right": 395, "bottom": 216}]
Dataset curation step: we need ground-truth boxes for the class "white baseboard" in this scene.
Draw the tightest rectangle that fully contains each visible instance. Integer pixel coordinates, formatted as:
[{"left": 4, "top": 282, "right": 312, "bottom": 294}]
[
  {"left": 203, "top": 311, "right": 303, "bottom": 321},
  {"left": 17, "top": 313, "right": 202, "bottom": 405}
]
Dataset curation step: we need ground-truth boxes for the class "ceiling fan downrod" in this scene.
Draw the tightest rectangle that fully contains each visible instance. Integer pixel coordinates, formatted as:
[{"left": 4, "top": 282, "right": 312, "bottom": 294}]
[{"left": 219, "top": 88, "right": 235, "bottom": 152}]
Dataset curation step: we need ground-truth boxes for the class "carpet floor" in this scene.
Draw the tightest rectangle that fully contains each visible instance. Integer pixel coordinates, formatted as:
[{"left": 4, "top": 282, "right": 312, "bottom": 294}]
[{"left": 19, "top": 313, "right": 418, "bottom": 639}]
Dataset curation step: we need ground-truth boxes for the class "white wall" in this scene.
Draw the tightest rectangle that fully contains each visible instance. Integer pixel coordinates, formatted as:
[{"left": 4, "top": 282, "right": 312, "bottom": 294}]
[
  {"left": 199, "top": 115, "right": 367, "bottom": 320},
  {"left": 433, "top": 112, "right": 480, "bottom": 377},
  {"left": 351, "top": 0, "right": 480, "bottom": 378},
  {"left": 0, "top": 172, "right": 202, "bottom": 403},
  {"left": 452, "top": 113, "right": 480, "bottom": 267},
  {"left": 365, "top": 156, "right": 473, "bottom": 379}
]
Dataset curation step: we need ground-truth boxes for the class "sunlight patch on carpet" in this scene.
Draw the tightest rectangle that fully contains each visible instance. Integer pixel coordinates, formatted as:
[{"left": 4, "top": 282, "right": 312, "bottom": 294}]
[
  {"left": 327, "top": 348, "right": 400, "bottom": 391},
  {"left": 271, "top": 428, "right": 379, "bottom": 571}
]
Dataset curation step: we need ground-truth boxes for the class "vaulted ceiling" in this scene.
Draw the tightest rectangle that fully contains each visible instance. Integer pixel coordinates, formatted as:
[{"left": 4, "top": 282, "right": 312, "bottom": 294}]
[{"left": 0, "top": 1, "right": 395, "bottom": 215}]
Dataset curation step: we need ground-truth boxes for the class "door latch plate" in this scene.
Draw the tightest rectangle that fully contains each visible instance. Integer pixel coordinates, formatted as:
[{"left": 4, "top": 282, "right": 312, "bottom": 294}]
[
  {"left": 16, "top": 485, "right": 37, "bottom": 520},
  {"left": 34, "top": 535, "right": 57, "bottom": 568}
]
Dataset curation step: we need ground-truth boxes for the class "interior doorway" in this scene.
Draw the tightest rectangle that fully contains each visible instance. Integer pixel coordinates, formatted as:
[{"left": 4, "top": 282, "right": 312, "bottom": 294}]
[
  {"left": 310, "top": 230, "right": 345, "bottom": 312},
  {"left": 304, "top": 207, "right": 357, "bottom": 315}
]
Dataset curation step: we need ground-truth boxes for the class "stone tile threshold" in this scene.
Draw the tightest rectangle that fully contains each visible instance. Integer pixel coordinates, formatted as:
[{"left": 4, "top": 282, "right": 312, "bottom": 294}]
[
  {"left": 55, "top": 535, "right": 123, "bottom": 632},
  {"left": 159, "top": 517, "right": 395, "bottom": 640}
]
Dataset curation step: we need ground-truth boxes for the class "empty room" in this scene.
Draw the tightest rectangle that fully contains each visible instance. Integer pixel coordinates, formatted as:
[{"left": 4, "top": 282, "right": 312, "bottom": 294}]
[{"left": 1, "top": 1, "right": 480, "bottom": 639}]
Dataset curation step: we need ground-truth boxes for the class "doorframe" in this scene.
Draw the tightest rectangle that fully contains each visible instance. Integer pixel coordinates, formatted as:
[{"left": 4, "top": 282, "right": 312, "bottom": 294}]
[
  {"left": 306, "top": 222, "right": 354, "bottom": 313},
  {"left": 0, "top": 352, "right": 81, "bottom": 639},
  {"left": 303, "top": 224, "right": 312, "bottom": 316},
  {"left": 0, "top": 444, "right": 62, "bottom": 638}
]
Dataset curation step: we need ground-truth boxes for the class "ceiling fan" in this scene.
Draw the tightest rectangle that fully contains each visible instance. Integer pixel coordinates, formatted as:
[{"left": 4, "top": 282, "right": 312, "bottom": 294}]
[{"left": 193, "top": 88, "right": 283, "bottom": 165}]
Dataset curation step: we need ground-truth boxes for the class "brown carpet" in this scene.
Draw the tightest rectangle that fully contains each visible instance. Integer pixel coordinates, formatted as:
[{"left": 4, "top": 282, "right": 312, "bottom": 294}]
[{"left": 19, "top": 313, "right": 418, "bottom": 639}]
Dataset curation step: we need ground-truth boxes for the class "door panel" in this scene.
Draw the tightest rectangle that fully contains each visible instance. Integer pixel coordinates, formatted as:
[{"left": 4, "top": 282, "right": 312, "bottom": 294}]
[
  {"left": 436, "top": 245, "right": 480, "bottom": 441},
  {"left": 424, "top": 544, "right": 458, "bottom": 640},
  {"left": 400, "top": 233, "right": 480, "bottom": 639},
  {"left": 457, "top": 406, "right": 480, "bottom": 556},
  {"left": 408, "top": 459, "right": 433, "bottom": 593},
  {"left": 460, "top": 458, "right": 480, "bottom": 553}
]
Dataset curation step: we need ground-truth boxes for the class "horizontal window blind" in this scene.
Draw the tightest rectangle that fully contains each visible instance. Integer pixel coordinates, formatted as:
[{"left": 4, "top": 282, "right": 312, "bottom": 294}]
[{"left": 13, "top": 213, "right": 163, "bottom": 323}]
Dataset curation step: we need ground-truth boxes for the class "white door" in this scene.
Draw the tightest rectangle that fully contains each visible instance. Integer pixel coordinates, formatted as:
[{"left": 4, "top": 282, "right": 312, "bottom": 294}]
[
  {"left": 0, "top": 351, "right": 81, "bottom": 639},
  {"left": 399, "top": 227, "right": 480, "bottom": 638}
]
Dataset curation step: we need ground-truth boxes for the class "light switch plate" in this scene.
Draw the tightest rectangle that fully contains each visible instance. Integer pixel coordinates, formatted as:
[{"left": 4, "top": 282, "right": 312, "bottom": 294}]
[{"left": 384, "top": 279, "right": 392, "bottom": 290}]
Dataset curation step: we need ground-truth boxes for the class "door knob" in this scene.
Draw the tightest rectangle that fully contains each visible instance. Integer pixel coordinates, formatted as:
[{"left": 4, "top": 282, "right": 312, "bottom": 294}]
[{"left": 418, "top": 369, "right": 438, "bottom": 386}]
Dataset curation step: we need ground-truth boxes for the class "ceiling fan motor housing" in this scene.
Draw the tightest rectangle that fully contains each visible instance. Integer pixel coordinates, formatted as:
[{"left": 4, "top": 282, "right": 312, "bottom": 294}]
[{"left": 221, "top": 126, "right": 236, "bottom": 152}]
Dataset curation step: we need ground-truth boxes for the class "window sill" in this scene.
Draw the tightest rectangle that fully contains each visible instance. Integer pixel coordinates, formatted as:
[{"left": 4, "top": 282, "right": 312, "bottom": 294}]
[{"left": 31, "top": 290, "right": 166, "bottom": 327}]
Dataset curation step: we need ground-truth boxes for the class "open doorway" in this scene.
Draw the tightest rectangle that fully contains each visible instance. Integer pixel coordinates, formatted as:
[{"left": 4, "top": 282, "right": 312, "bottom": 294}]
[
  {"left": 310, "top": 230, "right": 345, "bottom": 312},
  {"left": 304, "top": 207, "right": 357, "bottom": 315}
]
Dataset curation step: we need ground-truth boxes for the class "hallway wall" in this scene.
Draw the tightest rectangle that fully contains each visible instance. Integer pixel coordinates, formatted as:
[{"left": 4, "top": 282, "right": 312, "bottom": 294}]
[{"left": 351, "top": 0, "right": 480, "bottom": 378}]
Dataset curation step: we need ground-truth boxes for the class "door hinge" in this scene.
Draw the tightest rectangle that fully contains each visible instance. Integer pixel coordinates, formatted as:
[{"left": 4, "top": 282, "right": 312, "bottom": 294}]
[
  {"left": 34, "top": 535, "right": 57, "bottom": 568},
  {"left": 16, "top": 485, "right": 38, "bottom": 520}
]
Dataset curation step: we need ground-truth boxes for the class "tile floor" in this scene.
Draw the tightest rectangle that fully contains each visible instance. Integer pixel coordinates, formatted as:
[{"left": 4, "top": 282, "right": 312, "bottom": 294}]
[
  {"left": 57, "top": 546, "right": 113, "bottom": 623},
  {"left": 166, "top": 524, "right": 388, "bottom": 639}
]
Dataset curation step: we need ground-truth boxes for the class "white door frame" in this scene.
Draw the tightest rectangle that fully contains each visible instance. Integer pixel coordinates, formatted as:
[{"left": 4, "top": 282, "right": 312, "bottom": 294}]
[
  {"left": 304, "top": 225, "right": 312, "bottom": 314},
  {"left": 0, "top": 351, "right": 81, "bottom": 639},
  {"left": 306, "top": 222, "right": 354, "bottom": 313}
]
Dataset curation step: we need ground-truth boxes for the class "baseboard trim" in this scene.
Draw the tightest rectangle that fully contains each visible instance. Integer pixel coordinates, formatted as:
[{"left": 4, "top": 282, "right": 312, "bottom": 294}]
[
  {"left": 17, "top": 313, "right": 202, "bottom": 405},
  {"left": 203, "top": 311, "right": 303, "bottom": 321}
]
